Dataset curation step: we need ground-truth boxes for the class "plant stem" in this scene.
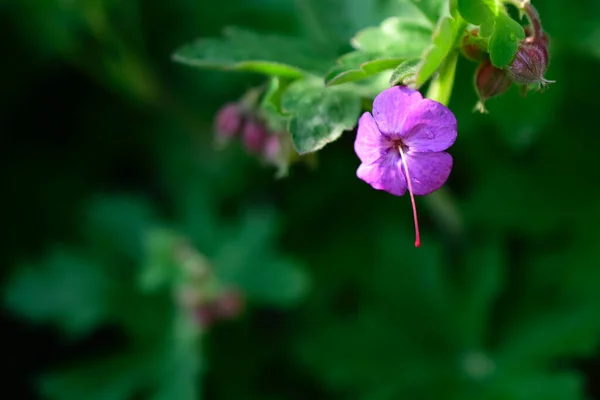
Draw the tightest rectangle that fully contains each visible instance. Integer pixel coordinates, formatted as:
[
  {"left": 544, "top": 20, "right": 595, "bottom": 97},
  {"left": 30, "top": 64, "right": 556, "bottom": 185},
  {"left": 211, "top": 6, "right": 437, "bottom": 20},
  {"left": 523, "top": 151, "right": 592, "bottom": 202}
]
[
  {"left": 425, "top": 51, "right": 459, "bottom": 106},
  {"left": 423, "top": 51, "right": 463, "bottom": 239}
]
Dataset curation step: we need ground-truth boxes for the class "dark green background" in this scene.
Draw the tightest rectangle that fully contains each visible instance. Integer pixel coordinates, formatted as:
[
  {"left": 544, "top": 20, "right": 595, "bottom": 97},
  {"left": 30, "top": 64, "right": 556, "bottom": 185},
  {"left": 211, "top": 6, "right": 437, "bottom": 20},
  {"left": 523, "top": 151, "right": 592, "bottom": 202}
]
[{"left": 3, "top": 0, "right": 600, "bottom": 399}]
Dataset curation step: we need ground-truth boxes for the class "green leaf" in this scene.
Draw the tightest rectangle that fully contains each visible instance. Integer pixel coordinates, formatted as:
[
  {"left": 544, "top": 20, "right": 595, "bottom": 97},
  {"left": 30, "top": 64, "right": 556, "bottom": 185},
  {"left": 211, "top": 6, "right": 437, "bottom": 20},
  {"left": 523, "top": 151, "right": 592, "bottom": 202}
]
[
  {"left": 324, "top": 16, "right": 433, "bottom": 87},
  {"left": 408, "top": 0, "right": 448, "bottom": 24},
  {"left": 456, "top": 0, "right": 497, "bottom": 26},
  {"left": 84, "top": 196, "right": 157, "bottom": 261},
  {"left": 260, "top": 76, "right": 290, "bottom": 132},
  {"left": 139, "top": 229, "right": 185, "bottom": 293},
  {"left": 4, "top": 248, "right": 115, "bottom": 337},
  {"left": 389, "top": 58, "right": 421, "bottom": 86},
  {"left": 489, "top": 12, "right": 526, "bottom": 68},
  {"left": 352, "top": 17, "right": 432, "bottom": 57},
  {"left": 416, "top": 16, "right": 463, "bottom": 86},
  {"left": 325, "top": 51, "right": 404, "bottom": 87},
  {"left": 281, "top": 78, "right": 361, "bottom": 154},
  {"left": 173, "top": 27, "right": 333, "bottom": 78},
  {"left": 296, "top": 0, "right": 436, "bottom": 50}
]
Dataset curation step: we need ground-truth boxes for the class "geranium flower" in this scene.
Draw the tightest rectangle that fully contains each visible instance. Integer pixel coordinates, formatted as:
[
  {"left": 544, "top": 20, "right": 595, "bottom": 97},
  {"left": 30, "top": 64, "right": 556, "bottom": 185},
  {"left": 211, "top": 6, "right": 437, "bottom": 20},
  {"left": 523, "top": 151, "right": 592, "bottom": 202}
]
[{"left": 354, "top": 86, "right": 457, "bottom": 247}]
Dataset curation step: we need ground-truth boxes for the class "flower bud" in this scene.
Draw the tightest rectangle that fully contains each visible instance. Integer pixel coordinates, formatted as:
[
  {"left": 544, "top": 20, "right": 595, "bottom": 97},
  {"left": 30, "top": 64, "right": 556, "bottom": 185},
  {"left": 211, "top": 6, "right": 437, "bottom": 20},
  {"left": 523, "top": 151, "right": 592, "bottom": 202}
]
[
  {"left": 475, "top": 60, "right": 512, "bottom": 103},
  {"left": 213, "top": 290, "right": 244, "bottom": 319},
  {"left": 194, "top": 303, "right": 216, "bottom": 327},
  {"left": 214, "top": 102, "right": 243, "bottom": 140},
  {"left": 461, "top": 29, "right": 488, "bottom": 62},
  {"left": 242, "top": 119, "right": 268, "bottom": 154},
  {"left": 507, "top": 42, "right": 554, "bottom": 89},
  {"left": 263, "top": 134, "right": 282, "bottom": 161}
]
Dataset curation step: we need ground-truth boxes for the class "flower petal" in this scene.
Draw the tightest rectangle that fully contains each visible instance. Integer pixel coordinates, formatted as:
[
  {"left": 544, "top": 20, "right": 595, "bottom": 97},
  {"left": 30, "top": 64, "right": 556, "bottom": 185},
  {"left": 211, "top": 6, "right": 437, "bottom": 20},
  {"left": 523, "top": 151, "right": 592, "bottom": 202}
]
[
  {"left": 372, "top": 86, "right": 423, "bottom": 137},
  {"left": 404, "top": 151, "right": 453, "bottom": 195},
  {"left": 354, "top": 112, "right": 386, "bottom": 164},
  {"left": 401, "top": 99, "right": 457, "bottom": 152},
  {"left": 357, "top": 152, "right": 407, "bottom": 196}
]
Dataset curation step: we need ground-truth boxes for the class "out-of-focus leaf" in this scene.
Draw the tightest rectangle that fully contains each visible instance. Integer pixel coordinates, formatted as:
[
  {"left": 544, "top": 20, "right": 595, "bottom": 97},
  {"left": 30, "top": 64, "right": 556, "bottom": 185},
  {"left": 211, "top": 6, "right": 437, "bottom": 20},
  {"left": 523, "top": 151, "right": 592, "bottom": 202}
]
[
  {"left": 491, "top": 371, "right": 584, "bottom": 400},
  {"left": 40, "top": 353, "right": 152, "bottom": 400},
  {"left": 352, "top": 17, "right": 432, "bottom": 56},
  {"left": 497, "top": 308, "right": 600, "bottom": 367},
  {"left": 173, "top": 27, "right": 333, "bottom": 77},
  {"left": 281, "top": 77, "right": 361, "bottom": 154},
  {"left": 296, "top": 0, "right": 435, "bottom": 50},
  {"left": 408, "top": 0, "right": 448, "bottom": 23},
  {"left": 456, "top": 0, "right": 497, "bottom": 27},
  {"left": 456, "top": 236, "right": 505, "bottom": 346},
  {"left": 4, "top": 248, "right": 115, "bottom": 337},
  {"left": 84, "top": 196, "right": 157, "bottom": 261},
  {"left": 212, "top": 209, "right": 308, "bottom": 306},
  {"left": 139, "top": 229, "right": 185, "bottom": 293}
]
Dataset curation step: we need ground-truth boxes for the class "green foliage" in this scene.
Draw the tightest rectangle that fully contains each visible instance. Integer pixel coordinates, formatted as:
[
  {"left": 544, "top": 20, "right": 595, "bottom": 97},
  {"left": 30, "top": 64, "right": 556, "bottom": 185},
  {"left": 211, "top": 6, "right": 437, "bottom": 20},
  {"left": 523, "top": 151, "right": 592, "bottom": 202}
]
[
  {"left": 282, "top": 77, "right": 361, "bottom": 154},
  {"left": 4, "top": 0, "right": 600, "bottom": 399},
  {"left": 489, "top": 13, "right": 526, "bottom": 68},
  {"left": 456, "top": 0, "right": 524, "bottom": 68},
  {"left": 5, "top": 249, "right": 114, "bottom": 338},
  {"left": 173, "top": 27, "right": 333, "bottom": 78},
  {"left": 416, "top": 16, "right": 464, "bottom": 86},
  {"left": 389, "top": 58, "right": 421, "bottom": 86}
]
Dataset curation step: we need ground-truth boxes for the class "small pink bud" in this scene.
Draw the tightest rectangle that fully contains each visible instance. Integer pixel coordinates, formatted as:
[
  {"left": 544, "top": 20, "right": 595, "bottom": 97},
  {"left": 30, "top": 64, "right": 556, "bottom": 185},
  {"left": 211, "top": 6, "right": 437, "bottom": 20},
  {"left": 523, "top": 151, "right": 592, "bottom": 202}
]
[
  {"left": 215, "top": 103, "right": 243, "bottom": 140},
  {"left": 242, "top": 119, "right": 268, "bottom": 154},
  {"left": 507, "top": 42, "right": 554, "bottom": 89},
  {"left": 263, "top": 134, "right": 282, "bottom": 161}
]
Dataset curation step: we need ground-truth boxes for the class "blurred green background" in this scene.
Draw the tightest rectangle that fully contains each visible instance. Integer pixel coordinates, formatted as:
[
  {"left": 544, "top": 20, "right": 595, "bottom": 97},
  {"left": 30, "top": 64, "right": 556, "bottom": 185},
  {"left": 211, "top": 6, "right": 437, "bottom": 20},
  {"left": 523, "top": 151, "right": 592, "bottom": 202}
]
[{"left": 3, "top": 0, "right": 600, "bottom": 399}]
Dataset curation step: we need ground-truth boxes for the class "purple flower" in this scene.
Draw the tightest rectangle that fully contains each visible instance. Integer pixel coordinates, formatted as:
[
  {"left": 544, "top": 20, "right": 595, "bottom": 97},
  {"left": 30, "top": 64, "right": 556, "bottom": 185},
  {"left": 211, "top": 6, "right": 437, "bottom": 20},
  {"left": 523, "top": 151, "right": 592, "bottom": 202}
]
[{"left": 354, "top": 86, "right": 457, "bottom": 247}]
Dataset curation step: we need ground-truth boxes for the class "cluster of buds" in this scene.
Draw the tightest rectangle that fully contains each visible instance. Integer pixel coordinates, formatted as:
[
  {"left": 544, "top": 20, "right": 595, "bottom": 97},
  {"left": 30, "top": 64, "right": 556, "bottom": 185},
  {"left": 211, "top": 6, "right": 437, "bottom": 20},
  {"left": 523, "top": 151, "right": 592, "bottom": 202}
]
[
  {"left": 171, "top": 238, "right": 245, "bottom": 331},
  {"left": 465, "top": 2, "right": 554, "bottom": 112},
  {"left": 193, "top": 289, "right": 245, "bottom": 327},
  {"left": 214, "top": 98, "right": 296, "bottom": 177}
]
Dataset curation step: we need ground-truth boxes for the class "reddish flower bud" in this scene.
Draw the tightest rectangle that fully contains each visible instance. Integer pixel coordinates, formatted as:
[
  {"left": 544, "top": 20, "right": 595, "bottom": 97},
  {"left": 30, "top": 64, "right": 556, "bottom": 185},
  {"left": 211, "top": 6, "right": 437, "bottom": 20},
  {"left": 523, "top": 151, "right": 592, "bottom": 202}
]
[
  {"left": 474, "top": 60, "right": 512, "bottom": 106},
  {"left": 213, "top": 290, "right": 244, "bottom": 319},
  {"left": 507, "top": 42, "right": 554, "bottom": 89},
  {"left": 194, "top": 303, "right": 216, "bottom": 327},
  {"left": 215, "top": 102, "right": 243, "bottom": 140},
  {"left": 461, "top": 29, "right": 488, "bottom": 62},
  {"left": 242, "top": 119, "right": 268, "bottom": 154}
]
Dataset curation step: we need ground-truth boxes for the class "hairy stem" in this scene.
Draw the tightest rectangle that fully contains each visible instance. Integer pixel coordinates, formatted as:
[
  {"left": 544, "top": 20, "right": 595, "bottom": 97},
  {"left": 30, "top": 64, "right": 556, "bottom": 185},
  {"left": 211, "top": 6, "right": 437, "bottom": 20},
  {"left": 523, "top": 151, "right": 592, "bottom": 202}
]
[{"left": 425, "top": 51, "right": 459, "bottom": 106}]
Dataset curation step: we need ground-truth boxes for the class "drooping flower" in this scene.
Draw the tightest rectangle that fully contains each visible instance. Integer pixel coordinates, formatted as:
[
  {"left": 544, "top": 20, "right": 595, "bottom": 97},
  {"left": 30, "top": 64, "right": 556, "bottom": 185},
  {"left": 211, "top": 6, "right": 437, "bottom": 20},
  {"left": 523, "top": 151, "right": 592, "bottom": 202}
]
[
  {"left": 215, "top": 102, "right": 244, "bottom": 141},
  {"left": 355, "top": 86, "right": 457, "bottom": 247},
  {"left": 507, "top": 41, "right": 554, "bottom": 89}
]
